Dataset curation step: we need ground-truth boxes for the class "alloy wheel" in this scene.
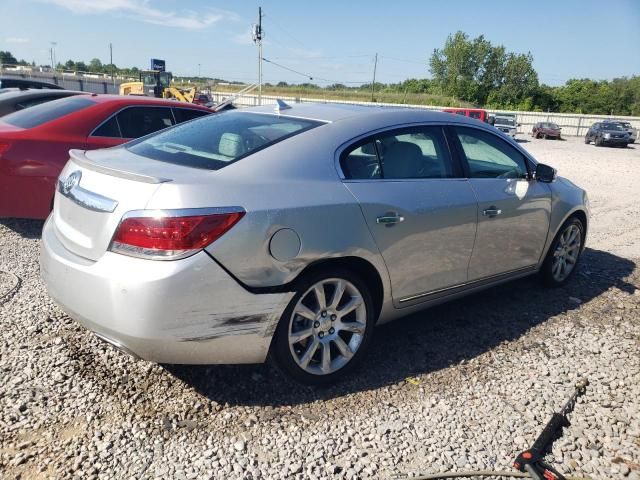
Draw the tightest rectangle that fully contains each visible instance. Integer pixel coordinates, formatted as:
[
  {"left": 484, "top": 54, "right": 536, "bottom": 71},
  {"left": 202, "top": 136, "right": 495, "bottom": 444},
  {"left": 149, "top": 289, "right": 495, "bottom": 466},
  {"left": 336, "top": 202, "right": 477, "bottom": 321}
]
[
  {"left": 551, "top": 224, "right": 582, "bottom": 282},
  {"left": 288, "top": 278, "right": 367, "bottom": 376}
]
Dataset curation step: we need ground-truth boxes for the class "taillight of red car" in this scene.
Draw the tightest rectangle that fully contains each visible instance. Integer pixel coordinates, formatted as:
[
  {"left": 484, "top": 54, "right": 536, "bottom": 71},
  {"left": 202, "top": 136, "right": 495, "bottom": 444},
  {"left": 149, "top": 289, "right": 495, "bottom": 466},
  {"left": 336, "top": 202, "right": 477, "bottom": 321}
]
[
  {"left": 0, "top": 142, "right": 11, "bottom": 158},
  {"left": 109, "top": 210, "right": 245, "bottom": 260}
]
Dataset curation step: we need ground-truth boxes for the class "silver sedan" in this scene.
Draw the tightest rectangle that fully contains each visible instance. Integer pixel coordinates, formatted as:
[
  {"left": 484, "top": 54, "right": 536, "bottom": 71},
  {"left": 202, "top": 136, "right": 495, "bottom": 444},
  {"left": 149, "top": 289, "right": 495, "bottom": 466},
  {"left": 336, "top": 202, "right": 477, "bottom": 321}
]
[{"left": 40, "top": 103, "right": 589, "bottom": 384}]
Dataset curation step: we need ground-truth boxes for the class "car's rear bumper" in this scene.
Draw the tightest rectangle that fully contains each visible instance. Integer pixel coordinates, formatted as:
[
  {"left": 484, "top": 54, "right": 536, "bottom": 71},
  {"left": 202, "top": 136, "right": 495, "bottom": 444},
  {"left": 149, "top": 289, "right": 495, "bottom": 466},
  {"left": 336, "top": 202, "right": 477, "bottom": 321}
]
[{"left": 40, "top": 217, "right": 293, "bottom": 364}]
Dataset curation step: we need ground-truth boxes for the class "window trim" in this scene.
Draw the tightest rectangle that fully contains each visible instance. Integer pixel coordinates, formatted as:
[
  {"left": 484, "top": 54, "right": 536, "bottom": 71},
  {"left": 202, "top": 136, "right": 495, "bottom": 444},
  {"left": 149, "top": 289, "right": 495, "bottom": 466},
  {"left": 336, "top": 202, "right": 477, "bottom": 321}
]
[
  {"left": 336, "top": 123, "right": 463, "bottom": 182},
  {"left": 446, "top": 124, "right": 533, "bottom": 179},
  {"left": 89, "top": 104, "right": 177, "bottom": 139}
]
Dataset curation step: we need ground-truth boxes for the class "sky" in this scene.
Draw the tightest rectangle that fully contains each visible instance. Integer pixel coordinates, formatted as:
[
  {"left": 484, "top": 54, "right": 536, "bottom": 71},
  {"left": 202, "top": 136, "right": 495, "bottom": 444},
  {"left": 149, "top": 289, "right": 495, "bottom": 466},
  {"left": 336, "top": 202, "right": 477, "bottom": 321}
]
[{"left": 1, "top": 0, "right": 639, "bottom": 87}]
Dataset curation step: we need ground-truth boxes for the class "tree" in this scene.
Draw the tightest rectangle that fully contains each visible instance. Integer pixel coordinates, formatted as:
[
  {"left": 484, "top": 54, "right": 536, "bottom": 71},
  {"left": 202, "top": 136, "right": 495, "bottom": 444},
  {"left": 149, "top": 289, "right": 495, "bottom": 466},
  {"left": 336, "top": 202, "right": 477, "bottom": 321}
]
[
  {"left": 0, "top": 51, "right": 18, "bottom": 65},
  {"left": 89, "top": 58, "right": 103, "bottom": 73},
  {"left": 486, "top": 53, "right": 539, "bottom": 108},
  {"left": 430, "top": 31, "right": 537, "bottom": 107}
]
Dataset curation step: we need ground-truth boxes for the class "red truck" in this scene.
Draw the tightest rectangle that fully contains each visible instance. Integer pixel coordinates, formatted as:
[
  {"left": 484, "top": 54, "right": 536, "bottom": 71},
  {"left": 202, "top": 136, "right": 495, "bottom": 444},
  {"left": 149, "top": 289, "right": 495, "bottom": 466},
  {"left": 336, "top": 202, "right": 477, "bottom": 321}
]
[{"left": 442, "top": 108, "right": 490, "bottom": 123}]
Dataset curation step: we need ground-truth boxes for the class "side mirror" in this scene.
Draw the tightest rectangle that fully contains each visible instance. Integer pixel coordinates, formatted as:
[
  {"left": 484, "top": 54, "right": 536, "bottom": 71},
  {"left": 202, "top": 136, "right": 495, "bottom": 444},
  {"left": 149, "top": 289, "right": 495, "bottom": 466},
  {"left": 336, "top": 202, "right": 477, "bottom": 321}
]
[{"left": 535, "top": 163, "right": 557, "bottom": 183}]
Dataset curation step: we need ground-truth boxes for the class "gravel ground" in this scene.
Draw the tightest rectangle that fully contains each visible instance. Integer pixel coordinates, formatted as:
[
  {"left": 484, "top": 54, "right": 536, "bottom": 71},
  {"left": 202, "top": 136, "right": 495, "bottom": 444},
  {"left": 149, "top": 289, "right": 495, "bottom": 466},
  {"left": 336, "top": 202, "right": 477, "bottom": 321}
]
[{"left": 1, "top": 136, "right": 639, "bottom": 480}]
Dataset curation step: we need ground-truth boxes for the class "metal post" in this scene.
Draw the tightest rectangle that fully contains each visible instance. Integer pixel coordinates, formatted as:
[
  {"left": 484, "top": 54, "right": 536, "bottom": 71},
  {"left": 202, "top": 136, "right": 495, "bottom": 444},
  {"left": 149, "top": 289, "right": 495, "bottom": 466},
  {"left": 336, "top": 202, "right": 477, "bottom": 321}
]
[
  {"left": 371, "top": 53, "right": 378, "bottom": 102},
  {"left": 257, "top": 7, "right": 263, "bottom": 105},
  {"left": 109, "top": 43, "right": 114, "bottom": 88}
]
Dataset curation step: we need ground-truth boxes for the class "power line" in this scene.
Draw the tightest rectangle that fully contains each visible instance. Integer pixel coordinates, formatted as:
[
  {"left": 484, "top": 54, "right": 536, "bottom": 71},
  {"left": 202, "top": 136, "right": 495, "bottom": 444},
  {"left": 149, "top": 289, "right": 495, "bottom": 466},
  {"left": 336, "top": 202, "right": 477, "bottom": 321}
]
[{"left": 261, "top": 57, "right": 369, "bottom": 84}]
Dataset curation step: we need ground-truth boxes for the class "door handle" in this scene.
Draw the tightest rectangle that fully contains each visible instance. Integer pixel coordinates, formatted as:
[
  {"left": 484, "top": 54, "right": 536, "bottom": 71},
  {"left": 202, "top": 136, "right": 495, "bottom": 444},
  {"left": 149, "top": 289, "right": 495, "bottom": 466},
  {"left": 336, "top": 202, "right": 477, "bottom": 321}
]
[
  {"left": 376, "top": 214, "right": 405, "bottom": 225},
  {"left": 482, "top": 207, "right": 502, "bottom": 217}
]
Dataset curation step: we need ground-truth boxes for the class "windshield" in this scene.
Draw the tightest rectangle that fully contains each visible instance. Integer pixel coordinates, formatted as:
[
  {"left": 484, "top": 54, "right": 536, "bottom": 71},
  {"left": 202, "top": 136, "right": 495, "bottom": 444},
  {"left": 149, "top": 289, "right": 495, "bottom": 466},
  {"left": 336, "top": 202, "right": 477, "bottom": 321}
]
[
  {"left": 602, "top": 123, "right": 624, "bottom": 131},
  {"left": 127, "top": 111, "right": 323, "bottom": 170},
  {"left": 541, "top": 122, "right": 559, "bottom": 129},
  {"left": 2, "top": 96, "right": 95, "bottom": 129}
]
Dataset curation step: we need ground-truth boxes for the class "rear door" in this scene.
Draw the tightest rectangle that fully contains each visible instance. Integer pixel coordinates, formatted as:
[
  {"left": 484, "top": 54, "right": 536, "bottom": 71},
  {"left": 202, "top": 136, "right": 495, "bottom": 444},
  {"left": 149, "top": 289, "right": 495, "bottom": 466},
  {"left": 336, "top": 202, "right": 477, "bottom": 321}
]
[
  {"left": 341, "top": 125, "right": 478, "bottom": 305},
  {"left": 449, "top": 126, "right": 551, "bottom": 280}
]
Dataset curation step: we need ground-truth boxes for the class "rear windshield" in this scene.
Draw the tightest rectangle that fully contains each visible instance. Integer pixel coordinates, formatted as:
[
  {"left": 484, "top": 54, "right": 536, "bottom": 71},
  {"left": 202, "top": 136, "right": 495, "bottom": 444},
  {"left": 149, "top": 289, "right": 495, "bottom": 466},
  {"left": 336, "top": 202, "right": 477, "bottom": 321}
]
[
  {"left": 126, "top": 111, "right": 323, "bottom": 170},
  {"left": 2, "top": 96, "right": 96, "bottom": 128},
  {"left": 541, "top": 122, "right": 559, "bottom": 129}
]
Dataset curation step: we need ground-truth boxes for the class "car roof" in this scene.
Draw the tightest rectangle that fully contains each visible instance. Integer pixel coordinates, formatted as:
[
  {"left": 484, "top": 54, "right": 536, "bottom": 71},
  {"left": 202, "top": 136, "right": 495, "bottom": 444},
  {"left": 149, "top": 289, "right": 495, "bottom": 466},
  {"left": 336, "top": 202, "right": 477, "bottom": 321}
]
[
  {"left": 241, "top": 102, "right": 486, "bottom": 125},
  {"left": 83, "top": 94, "right": 210, "bottom": 109},
  {"left": 0, "top": 77, "right": 63, "bottom": 89},
  {"left": 0, "top": 89, "right": 84, "bottom": 101}
]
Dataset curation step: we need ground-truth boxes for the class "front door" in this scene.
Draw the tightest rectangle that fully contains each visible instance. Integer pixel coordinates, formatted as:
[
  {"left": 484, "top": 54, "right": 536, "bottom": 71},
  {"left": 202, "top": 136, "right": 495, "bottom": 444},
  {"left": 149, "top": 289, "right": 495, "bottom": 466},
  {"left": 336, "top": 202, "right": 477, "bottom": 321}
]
[
  {"left": 449, "top": 126, "right": 551, "bottom": 280},
  {"left": 341, "top": 125, "right": 478, "bottom": 304}
]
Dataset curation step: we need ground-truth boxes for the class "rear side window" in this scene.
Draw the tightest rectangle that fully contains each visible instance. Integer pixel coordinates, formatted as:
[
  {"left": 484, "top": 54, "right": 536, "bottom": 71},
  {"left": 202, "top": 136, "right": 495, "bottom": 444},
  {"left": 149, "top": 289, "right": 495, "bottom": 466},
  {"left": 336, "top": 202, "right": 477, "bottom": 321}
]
[
  {"left": 341, "top": 126, "right": 454, "bottom": 180},
  {"left": 173, "top": 107, "right": 211, "bottom": 123},
  {"left": 117, "top": 107, "right": 174, "bottom": 138},
  {"left": 341, "top": 141, "right": 381, "bottom": 180},
  {"left": 127, "top": 111, "right": 322, "bottom": 170},
  {"left": 2, "top": 96, "right": 96, "bottom": 128},
  {"left": 92, "top": 116, "right": 121, "bottom": 137}
]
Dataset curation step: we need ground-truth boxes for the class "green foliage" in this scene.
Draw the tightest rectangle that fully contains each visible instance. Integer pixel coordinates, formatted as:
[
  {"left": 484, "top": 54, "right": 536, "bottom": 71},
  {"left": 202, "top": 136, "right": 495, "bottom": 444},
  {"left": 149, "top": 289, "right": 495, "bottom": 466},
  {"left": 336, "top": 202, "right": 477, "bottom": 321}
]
[
  {"left": 430, "top": 31, "right": 538, "bottom": 107},
  {"left": 0, "top": 51, "right": 18, "bottom": 64}
]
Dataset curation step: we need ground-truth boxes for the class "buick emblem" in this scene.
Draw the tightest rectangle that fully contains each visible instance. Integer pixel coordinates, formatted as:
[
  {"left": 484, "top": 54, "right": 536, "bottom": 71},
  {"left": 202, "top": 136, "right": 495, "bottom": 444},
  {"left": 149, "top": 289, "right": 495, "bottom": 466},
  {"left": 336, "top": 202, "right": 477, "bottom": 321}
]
[{"left": 62, "top": 171, "right": 82, "bottom": 194}]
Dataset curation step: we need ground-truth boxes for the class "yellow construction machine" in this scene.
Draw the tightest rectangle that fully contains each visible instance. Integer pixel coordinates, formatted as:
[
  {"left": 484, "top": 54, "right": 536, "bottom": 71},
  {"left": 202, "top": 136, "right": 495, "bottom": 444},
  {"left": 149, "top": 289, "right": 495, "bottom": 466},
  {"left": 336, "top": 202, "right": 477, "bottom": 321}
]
[{"left": 119, "top": 70, "right": 196, "bottom": 103}]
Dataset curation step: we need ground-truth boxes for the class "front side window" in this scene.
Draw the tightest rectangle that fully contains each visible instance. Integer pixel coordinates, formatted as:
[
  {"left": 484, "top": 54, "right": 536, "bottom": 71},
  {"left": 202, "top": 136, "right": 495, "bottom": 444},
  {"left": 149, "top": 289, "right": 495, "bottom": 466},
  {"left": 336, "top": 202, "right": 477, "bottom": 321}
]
[
  {"left": 341, "top": 126, "right": 454, "bottom": 180},
  {"left": 454, "top": 127, "right": 528, "bottom": 179},
  {"left": 127, "top": 111, "right": 322, "bottom": 170},
  {"left": 117, "top": 107, "right": 174, "bottom": 138}
]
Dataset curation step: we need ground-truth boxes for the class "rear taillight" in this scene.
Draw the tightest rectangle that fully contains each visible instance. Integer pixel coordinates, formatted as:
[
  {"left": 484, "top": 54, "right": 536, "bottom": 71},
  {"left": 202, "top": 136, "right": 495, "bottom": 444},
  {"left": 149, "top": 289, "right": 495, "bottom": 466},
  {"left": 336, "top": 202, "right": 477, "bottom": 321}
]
[
  {"left": 0, "top": 143, "right": 11, "bottom": 157},
  {"left": 109, "top": 209, "right": 245, "bottom": 260}
]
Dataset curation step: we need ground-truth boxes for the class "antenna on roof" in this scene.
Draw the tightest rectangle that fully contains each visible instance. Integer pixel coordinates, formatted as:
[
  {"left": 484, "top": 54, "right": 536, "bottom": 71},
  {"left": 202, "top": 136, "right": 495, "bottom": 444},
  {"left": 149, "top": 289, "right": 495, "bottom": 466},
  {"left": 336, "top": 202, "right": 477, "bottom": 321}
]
[{"left": 274, "top": 99, "right": 291, "bottom": 113}]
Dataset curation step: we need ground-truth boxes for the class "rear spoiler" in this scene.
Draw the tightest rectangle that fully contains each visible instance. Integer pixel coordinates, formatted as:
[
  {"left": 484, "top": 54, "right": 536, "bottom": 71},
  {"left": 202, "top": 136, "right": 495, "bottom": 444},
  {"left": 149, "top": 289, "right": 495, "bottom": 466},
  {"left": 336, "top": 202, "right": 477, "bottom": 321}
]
[{"left": 69, "top": 149, "right": 171, "bottom": 184}]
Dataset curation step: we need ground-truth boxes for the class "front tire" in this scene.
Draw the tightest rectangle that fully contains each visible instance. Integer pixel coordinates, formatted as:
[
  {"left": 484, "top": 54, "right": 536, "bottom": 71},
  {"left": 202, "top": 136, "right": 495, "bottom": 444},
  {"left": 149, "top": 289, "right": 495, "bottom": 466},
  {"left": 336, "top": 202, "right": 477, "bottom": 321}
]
[
  {"left": 540, "top": 217, "right": 584, "bottom": 287},
  {"left": 270, "top": 268, "right": 375, "bottom": 385}
]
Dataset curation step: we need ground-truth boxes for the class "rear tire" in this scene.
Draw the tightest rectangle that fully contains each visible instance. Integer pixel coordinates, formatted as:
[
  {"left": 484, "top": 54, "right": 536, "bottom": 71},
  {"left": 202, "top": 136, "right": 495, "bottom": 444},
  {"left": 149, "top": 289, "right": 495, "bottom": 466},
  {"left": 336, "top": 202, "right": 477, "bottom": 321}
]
[
  {"left": 270, "top": 268, "right": 375, "bottom": 385},
  {"left": 584, "top": 136, "right": 590, "bottom": 144},
  {"left": 540, "top": 217, "right": 584, "bottom": 287}
]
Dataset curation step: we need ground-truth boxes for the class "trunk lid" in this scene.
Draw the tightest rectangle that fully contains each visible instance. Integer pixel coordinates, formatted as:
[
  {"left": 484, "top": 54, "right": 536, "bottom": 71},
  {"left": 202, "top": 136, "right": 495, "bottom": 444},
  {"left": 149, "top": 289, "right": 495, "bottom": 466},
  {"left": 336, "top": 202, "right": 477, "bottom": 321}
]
[{"left": 52, "top": 148, "right": 171, "bottom": 261}]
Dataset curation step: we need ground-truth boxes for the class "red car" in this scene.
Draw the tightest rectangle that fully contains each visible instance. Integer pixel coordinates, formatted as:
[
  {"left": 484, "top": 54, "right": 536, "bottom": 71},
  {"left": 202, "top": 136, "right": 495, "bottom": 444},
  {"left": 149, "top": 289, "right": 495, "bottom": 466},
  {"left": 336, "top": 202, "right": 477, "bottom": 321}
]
[
  {"left": 442, "top": 108, "right": 490, "bottom": 123},
  {"left": 0, "top": 95, "right": 212, "bottom": 219}
]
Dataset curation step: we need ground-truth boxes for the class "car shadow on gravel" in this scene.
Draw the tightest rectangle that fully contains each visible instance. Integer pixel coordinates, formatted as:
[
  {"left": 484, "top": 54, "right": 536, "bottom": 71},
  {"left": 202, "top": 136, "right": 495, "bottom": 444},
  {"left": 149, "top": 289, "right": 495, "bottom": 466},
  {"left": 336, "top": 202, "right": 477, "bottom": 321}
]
[
  {"left": 165, "top": 248, "right": 637, "bottom": 406},
  {"left": 0, "top": 218, "right": 45, "bottom": 239}
]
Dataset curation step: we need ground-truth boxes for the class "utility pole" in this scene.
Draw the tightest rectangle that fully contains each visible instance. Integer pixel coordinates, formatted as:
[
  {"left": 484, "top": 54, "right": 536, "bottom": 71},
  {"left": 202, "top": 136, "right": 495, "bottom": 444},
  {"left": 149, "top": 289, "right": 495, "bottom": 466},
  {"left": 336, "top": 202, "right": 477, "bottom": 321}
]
[
  {"left": 109, "top": 43, "right": 114, "bottom": 87},
  {"left": 50, "top": 42, "right": 57, "bottom": 72},
  {"left": 252, "top": 7, "right": 264, "bottom": 105},
  {"left": 371, "top": 53, "right": 378, "bottom": 102},
  {"left": 198, "top": 63, "right": 201, "bottom": 78},
  {"left": 49, "top": 47, "right": 54, "bottom": 71}
]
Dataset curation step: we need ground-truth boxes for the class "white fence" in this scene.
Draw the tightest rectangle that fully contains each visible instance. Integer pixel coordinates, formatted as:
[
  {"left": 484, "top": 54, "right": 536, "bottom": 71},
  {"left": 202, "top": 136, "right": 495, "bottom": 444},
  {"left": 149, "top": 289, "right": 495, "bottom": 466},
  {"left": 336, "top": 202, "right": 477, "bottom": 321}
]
[
  {"left": 1, "top": 68, "right": 125, "bottom": 94},
  {"left": 210, "top": 91, "right": 640, "bottom": 138}
]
